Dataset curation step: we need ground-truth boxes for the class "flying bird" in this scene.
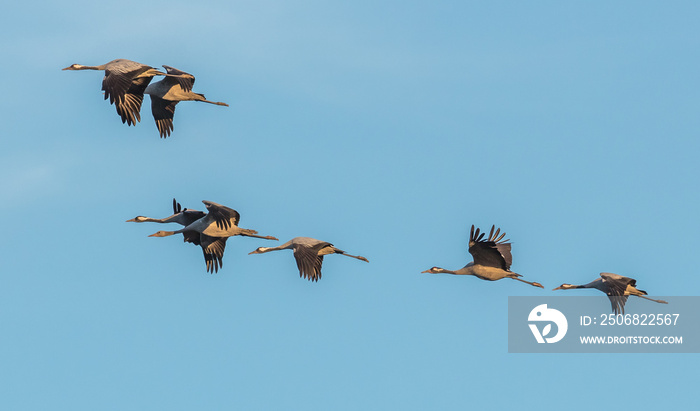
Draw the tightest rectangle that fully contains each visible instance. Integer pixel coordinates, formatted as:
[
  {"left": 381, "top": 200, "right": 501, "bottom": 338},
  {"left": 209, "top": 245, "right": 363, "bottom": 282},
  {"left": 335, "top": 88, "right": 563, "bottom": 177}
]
[
  {"left": 127, "top": 199, "right": 230, "bottom": 273},
  {"left": 249, "top": 237, "right": 369, "bottom": 282},
  {"left": 62, "top": 59, "right": 193, "bottom": 127},
  {"left": 127, "top": 198, "right": 205, "bottom": 226},
  {"left": 148, "top": 201, "right": 278, "bottom": 273},
  {"left": 422, "top": 225, "right": 544, "bottom": 288},
  {"left": 553, "top": 273, "right": 668, "bottom": 314},
  {"left": 144, "top": 65, "right": 228, "bottom": 138}
]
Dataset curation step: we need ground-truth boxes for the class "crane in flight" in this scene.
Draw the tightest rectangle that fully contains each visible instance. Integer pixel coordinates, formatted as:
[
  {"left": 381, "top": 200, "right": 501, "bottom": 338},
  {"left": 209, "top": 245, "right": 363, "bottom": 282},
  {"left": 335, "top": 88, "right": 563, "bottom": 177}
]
[
  {"left": 422, "top": 225, "right": 543, "bottom": 288},
  {"left": 553, "top": 273, "right": 668, "bottom": 314}
]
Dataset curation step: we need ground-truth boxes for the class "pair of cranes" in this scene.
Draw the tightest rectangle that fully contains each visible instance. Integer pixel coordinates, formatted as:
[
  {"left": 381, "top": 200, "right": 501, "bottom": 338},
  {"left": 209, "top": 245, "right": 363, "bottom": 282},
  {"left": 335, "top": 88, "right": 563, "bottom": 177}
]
[
  {"left": 128, "top": 199, "right": 369, "bottom": 279},
  {"left": 421, "top": 225, "right": 668, "bottom": 315},
  {"left": 63, "top": 59, "right": 228, "bottom": 138}
]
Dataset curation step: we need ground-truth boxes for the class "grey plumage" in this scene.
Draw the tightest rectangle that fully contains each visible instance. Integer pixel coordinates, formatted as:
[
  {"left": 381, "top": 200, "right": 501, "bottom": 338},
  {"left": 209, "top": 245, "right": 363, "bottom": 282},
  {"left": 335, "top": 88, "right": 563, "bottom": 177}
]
[
  {"left": 468, "top": 225, "right": 512, "bottom": 270},
  {"left": 148, "top": 201, "right": 278, "bottom": 273},
  {"left": 249, "top": 237, "right": 369, "bottom": 282},
  {"left": 127, "top": 198, "right": 229, "bottom": 273},
  {"left": 144, "top": 66, "right": 228, "bottom": 138},
  {"left": 63, "top": 59, "right": 186, "bottom": 127},
  {"left": 553, "top": 272, "right": 668, "bottom": 314},
  {"left": 422, "top": 225, "right": 544, "bottom": 288}
]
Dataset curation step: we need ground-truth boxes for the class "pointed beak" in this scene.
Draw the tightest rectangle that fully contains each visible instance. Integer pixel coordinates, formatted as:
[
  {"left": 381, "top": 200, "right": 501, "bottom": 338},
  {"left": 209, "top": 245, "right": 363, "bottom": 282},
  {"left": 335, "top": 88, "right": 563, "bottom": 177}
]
[
  {"left": 126, "top": 218, "right": 137, "bottom": 222},
  {"left": 421, "top": 270, "right": 431, "bottom": 273},
  {"left": 552, "top": 286, "right": 563, "bottom": 291}
]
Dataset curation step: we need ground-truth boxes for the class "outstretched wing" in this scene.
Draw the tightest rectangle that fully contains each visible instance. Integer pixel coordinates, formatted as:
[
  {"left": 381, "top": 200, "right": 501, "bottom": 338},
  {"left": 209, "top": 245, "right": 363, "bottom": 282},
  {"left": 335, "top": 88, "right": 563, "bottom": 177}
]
[
  {"left": 162, "top": 65, "right": 195, "bottom": 92},
  {"left": 606, "top": 295, "right": 629, "bottom": 315},
  {"left": 200, "top": 235, "right": 227, "bottom": 274},
  {"left": 114, "top": 75, "right": 153, "bottom": 126},
  {"left": 150, "top": 95, "right": 178, "bottom": 138},
  {"left": 468, "top": 225, "right": 512, "bottom": 270},
  {"left": 203, "top": 201, "right": 240, "bottom": 230},
  {"left": 292, "top": 242, "right": 329, "bottom": 282},
  {"left": 102, "top": 67, "right": 146, "bottom": 105},
  {"left": 600, "top": 273, "right": 635, "bottom": 315},
  {"left": 181, "top": 209, "right": 206, "bottom": 225},
  {"left": 102, "top": 62, "right": 153, "bottom": 111},
  {"left": 173, "top": 198, "right": 182, "bottom": 214}
]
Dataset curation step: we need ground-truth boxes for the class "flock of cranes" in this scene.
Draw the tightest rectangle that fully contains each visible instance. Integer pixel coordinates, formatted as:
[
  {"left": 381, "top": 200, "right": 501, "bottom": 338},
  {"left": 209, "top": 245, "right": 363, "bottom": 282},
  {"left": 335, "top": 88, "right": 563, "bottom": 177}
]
[
  {"left": 66, "top": 58, "right": 668, "bottom": 315},
  {"left": 128, "top": 198, "right": 665, "bottom": 314},
  {"left": 422, "top": 224, "right": 667, "bottom": 314}
]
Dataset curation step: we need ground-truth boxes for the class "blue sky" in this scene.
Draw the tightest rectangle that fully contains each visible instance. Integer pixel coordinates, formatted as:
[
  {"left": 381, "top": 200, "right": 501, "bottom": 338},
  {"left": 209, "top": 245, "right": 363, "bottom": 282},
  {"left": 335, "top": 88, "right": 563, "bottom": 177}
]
[{"left": 1, "top": 1, "right": 698, "bottom": 409}]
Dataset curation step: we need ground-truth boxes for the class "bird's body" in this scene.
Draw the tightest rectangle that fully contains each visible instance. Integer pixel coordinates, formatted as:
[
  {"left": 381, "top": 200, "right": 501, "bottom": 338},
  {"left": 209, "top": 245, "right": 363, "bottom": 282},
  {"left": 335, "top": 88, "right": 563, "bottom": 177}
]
[
  {"left": 63, "top": 59, "right": 190, "bottom": 127},
  {"left": 148, "top": 201, "right": 277, "bottom": 273},
  {"left": 422, "top": 225, "right": 544, "bottom": 288},
  {"left": 442, "top": 262, "right": 518, "bottom": 281},
  {"left": 144, "top": 65, "right": 228, "bottom": 138},
  {"left": 553, "top": 272, "right": 668, "bottom": 314},
  {"left": 249, "top": 236, "right": 369, "bottom": 282}
]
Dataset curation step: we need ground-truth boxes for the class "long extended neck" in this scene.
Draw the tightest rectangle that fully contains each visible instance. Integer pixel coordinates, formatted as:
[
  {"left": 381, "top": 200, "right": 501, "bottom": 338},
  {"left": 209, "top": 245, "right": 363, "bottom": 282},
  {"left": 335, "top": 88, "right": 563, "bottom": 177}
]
[
  {"left": 148, "top": 229, "right": 182, "bottom": 237},
  {"left": 143, "top": 216, "right": 169, "bottom": 223},
  {"left": 253, "top": 240, "right": 294, "bottom": 253},
  {"left": 428, "top": 267, "right": 462, "bottom": 275},
  {"left": 558, "top": 283, "right": 595, "bottom": 290},
  {"left": 127, "top": 216, "right": 168, "bottom": 224},
  {"left": 128, "top": 214, "right": 189, "bottom": 225},
  {"left": 75, "top": 65, "right": 105, "bottom": 70}
]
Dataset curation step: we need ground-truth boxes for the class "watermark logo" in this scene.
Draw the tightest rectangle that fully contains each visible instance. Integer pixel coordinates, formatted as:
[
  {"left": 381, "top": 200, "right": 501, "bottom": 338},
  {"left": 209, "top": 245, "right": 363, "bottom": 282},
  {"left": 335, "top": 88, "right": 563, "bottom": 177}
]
[
  {"left": 528, "top": 304, "right": 568, "bottom": 343},
  {"left": 510, "top": 297, "right": 695, "bottom": 353}
]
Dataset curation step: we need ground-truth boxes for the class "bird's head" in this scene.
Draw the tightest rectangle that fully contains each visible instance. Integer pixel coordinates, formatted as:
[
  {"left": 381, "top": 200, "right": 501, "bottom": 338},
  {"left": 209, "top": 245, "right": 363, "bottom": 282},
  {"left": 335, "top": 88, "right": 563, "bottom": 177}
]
[
  {"left": 552, "top": 284, "right": 575, "bottom": 291},
  {"left": 62, "top": 64, "right": 84, "bottom": 70},
  {"left": 248, "top": 247, "right": 269, "bottom": 255},
  {"left": 421, "top": 267, "right": 444, "bottom": 274},
  {"left": 126, "top": 216, "right": 148, "bottom": 223}
]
